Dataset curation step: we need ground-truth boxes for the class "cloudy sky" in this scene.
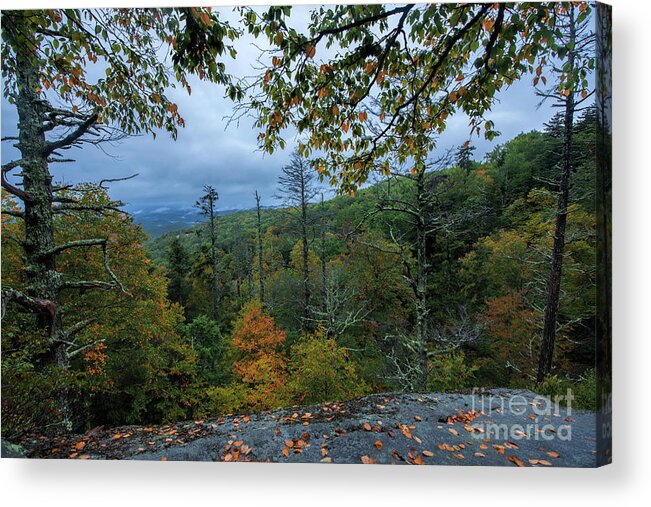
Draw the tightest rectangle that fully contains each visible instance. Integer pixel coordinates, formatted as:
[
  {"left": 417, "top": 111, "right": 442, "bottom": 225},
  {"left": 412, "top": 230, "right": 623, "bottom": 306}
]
[{"left": 1, "top": 5, "right": 556, "bottom": 216}]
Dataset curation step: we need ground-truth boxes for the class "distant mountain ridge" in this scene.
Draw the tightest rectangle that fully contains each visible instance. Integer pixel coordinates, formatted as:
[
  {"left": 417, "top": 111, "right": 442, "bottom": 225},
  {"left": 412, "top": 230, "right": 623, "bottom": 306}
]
[{"left": 131, "top": 205, "right": 245, "bottom": 237}]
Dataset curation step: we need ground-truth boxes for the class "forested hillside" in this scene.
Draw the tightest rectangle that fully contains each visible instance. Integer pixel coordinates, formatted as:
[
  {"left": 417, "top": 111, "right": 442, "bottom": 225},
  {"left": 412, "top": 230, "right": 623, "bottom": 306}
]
[
  {"left": 145, "top": 117, "right": 598, "bottom": 410},
  {"left": 11, "top": 110, "right": 598, "bottom": 436}
]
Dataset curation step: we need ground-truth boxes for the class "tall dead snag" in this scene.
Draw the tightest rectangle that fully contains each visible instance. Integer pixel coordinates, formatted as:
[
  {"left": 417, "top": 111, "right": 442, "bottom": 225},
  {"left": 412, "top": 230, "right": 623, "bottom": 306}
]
[
  {"left": 196, "top": 185, "right": 221, "bottom": 321},
  {"left": 276, "top": 150, "right": 318, "bottom": 332},
  {"left": 365, "top": 155, "right": 483, "bottom": 390},
  {"left": 254, "top": 190, "right": 266, "bottom": 305},
  {"left": 0, "top": 8, "right": 237, "bottom": 429},
  {"left": 318, "top": 193, "right": 328, "bottom": 312},
  {"left": 536, "top": 4, "right": 595, "bottom": 383}
]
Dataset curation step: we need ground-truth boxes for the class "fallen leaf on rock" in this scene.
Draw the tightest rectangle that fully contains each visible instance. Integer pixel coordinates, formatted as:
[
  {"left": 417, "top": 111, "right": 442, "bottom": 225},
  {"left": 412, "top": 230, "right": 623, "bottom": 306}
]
[
  {"left": 413, "top": 436, "right": 422, "bottom": 444},
  {"left": 160, "top": 456, "right": 167, "bottom": 461},
  {"left": 474, "top": 452, "right": 485, "bottom": 458},
  {"left": 547, "top": 451, "right": 560, "bottom": 458},
  {"left": 363, "top": 423, "right": 372, "bottom": 431},
  {"left": 320, "top": 457, "right": 332, "bottom": 463},
  {"left": 233, "top": 440, "right": 243, "bottom": 447},
  {"left": 361, "top": 455, "right": 377, "bottom": 464},
  {"left": 281, "top": 447, "right": 289, "bottom": 457},
  {"left": 400, "top": 425, "right": 412, "bottom": 439},
  {"left": 374, "top": 440, "right": 383, "bottom": 450},
  {"left": 422, "top": 450, "right": 433, "bottom": 457},
  {"left": 529, "top": 459, "right": 552, "bottom": 466},
  {"left": 74, "top": 441, "right": 86, "bottom": 450},
  {"left": 414, "top": 416, "right": 422, "bottom": 422},
  {"left": 448, "top": 428, "right": 458, "bottom": 436},
  {"left": 507, "top": 455, "right": 526, "bottom": 467}
]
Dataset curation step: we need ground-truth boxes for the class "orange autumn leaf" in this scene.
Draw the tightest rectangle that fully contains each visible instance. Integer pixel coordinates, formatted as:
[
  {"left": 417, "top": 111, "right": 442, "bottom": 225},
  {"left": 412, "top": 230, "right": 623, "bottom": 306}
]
[
  {"left": 507, "top": 455, "right": 526, "bottom": 467},
  {"left": 529, "top": 459, "right": 552, "bottom": 466},
  {"left": 360, "top": 455, "right": 377, "bottom": 464},
  {"left": 412, "top": 455, "right": 426, "bottom": 465},
  {"left": 363, "top": 423, "right": 372, "bottom": 431},
  {"left": 374, "top": 440, "right": 383, "bottom": 450}
]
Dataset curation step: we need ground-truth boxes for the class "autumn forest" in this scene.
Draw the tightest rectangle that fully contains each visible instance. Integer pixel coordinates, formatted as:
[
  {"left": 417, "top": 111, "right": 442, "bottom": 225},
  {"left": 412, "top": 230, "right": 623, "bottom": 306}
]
[{"left": 1, "top": 3, "right": 611, "bottom": 464}]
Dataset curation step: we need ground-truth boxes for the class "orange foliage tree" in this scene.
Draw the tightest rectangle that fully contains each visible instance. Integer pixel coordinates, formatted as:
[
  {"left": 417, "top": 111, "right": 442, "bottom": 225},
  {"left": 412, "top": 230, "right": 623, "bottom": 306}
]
[{"left": 229, "top": 301, "right": 289, "bottom": 411}]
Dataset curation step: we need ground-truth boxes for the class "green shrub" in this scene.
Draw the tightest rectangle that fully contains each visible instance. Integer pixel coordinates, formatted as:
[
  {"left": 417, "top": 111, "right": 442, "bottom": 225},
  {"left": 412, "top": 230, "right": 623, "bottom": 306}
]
[
  {"left": 287, "top": 332, "right": 368, "bottom": 404},
  {"left": 573, "top": 368, "right": 597, "bottom": 411},
  {"left": 427, "top": 351, "right": 478, "bottom": 392},
  {"left": 534, "top": 369, "right": 597, "bottom": 411}
]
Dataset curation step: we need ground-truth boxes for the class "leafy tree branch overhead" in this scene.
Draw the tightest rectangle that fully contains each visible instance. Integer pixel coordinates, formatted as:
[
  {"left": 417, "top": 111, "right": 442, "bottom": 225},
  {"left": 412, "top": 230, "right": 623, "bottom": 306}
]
[{"left": 235, "top": 2, "right": 593, "bottom": 194}]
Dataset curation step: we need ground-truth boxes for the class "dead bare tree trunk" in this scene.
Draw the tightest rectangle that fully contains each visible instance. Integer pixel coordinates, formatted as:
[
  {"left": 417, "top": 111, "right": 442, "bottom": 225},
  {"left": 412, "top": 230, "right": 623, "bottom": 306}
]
[
  {"left": 414, "top": 172, "right": 430, "bottom": 390},
  {"left": 319, "top": 193, "right": 328, "bottom": 313},
  {"left": 255, "top": 190, "right": 266, "bottom": 305},
  {"left": 276, "top": 150, "right": 318, "bottom": 332},
  {"left": 196, "top": 185, "right": 220, "bottom": 321},
  {"left": 537, "top": 6, "right": 590, "bottom": 383}
]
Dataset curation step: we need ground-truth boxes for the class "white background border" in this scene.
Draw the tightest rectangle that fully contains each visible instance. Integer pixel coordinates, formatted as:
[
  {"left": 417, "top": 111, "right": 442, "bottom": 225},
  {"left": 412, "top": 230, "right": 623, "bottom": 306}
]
[{"left": 1, "top": 0, "right": 648, "bottom": 505}]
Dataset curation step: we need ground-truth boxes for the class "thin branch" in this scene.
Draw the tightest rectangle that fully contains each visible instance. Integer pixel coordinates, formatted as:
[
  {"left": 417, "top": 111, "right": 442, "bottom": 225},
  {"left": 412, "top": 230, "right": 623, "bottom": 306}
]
[
  {"left": 98, "top": 173, "right": 138, "bottom": 188},
  {"left": 42, "top": 113, "right": 98, "bottom": 155}
]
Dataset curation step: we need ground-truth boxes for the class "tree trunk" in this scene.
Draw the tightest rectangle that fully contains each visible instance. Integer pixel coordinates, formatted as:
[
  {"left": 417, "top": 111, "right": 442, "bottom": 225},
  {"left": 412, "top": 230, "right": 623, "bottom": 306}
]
[
  {"left": 9, "top": 14, "right": 70, "bottom": 424},
  {"left": 255, "top": 191, "right": 265, "bottom": 305},
  {"left": 320, "top": 194, "right": 327, "bottom": 314},
  {"left": 537, "top": 19, "right": 576, "bottom": 383},
  {"left": 208, "top": 206, "right": 219, "bottom": 321},
  {"left": 414, "top": 173, "right": 429, "bottom": 390},
  {"left": 300, "top": 176, "right": 312, "bottom": 332}
]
